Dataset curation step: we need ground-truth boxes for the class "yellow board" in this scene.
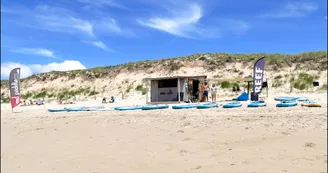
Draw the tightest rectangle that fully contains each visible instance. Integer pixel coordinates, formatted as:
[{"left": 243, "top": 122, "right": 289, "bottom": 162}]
[{"left": 302, "top": 103, "right": 321, "bottom": 107}]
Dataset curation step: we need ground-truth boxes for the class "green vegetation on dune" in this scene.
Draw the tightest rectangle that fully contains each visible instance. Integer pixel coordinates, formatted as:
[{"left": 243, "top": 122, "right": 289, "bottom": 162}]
[
  {"left": 220, "top": 81, "right": 240, "bottom": 89},
  {"left": 292, "top": 73, "right": 319, "bottom": 90},
  {"left": 0, "top": 51, "right": 324, "bottom": 83},
  {"left": 272, "top": 75, "right": 285, "bottom": 88},
  {"left": 18, "top": 87, "right": 95, "bottom": 100},
  {"left": 319, "top": 83, "right": 327, "bottom": 91},
  {"left": 135, "top": 84, "right": 147, "bottom": 95},
  {"left": 0, "top": 51, "right": 326, "bottom": 96},
  {"left": 1, "top": 96, "right": 10, "bottom": 103}
]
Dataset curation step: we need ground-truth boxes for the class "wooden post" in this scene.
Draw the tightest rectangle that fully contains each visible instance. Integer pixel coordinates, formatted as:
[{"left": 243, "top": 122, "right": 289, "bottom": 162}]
[
  {"left": 177, "top": 78, "right": 180, "bottom": 103},
  {"left": 145, "top": 80, "right": 149, "bottom": 104},
  {"left": 247, "top": 81, "right": 250, "bottom": 95},
  {"left": 266, "top": 78, "right": 268, "bottom": 98}
]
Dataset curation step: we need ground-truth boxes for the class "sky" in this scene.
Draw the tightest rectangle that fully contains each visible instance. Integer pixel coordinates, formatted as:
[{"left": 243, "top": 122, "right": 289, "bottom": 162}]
[{"left": 1, "top": 0, "right": 327, "bottom": 79}]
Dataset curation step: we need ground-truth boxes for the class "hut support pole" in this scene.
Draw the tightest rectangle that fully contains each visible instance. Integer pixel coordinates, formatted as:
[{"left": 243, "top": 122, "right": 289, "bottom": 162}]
[
  {"left": 146, "top": 80, "right": 149, "bottom": 104},
  {"left": 247, "top": 82, "right": 250, "bottom": 95},
  {"left": 177, "top": 78, "right": 180, "bottom": 103},
  {"left": 266, "top": 78, "right": 268, "bottom": 98}
]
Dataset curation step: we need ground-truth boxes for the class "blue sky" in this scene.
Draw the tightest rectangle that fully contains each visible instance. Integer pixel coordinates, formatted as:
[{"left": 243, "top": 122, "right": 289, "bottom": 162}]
[{"left": 1, "top": 0, "right": 327, "bottom": 78}]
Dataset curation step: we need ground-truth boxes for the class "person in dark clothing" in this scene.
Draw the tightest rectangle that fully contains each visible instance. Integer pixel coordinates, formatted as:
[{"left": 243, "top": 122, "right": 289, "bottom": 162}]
[
  {"left": 203, "top": 82, "right": 209, "bottom": 102},
  {"left": 109, "top": 96, "right": 115, "bottom": 103},
  {"left": 232, "top": 86, "right": 236, "bottom": 92}
]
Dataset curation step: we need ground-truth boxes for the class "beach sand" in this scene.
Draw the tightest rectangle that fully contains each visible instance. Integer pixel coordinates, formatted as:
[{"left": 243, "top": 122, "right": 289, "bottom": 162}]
[{"left": 1, "top": 93, "right": 327, "bottom": 173}]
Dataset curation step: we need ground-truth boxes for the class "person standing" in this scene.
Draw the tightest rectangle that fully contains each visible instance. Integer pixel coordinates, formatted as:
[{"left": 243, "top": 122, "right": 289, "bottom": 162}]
[
  {"left": 199, "top": 83, "right": 204, "bottom": 102},
  {"left": 210, "top": 84, "right": 217, "bottom": 102},
  {"left": 203, "top": 82, "right": 209, "bottom": 102}
]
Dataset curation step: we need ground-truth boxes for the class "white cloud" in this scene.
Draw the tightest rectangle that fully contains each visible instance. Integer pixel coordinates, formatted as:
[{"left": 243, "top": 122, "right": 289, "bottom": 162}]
[
  {"left": 1, "top": 62, "right": 33, "bottom": 79},
  {"left": 3, "top": 5, "right": 95, "bottom": 37},
  {"left": 101, "top": 18, "right": 123, "bottom": 34},
  {"left": 83, "top": 40, "right": 114, "bottom": 52},
  {"left": 78, "top": 0, "right": 127, "bottom": 9},
  {"left": 1, "top": 61, "right": 86, "bottom": 79},
  {"left": 30, "top": 60, "right": 86, "bottom": 73},
  {"left": 260, "top": 2, "right": 318, "bottom": 18},
  {"left": 35, "top": 15, "right": 94, "bottom": 37},
  {"left": 96, "top": 18, "right": 135, "bottom": 37},
  {"left": 137, "top": 3, "right": 204, "bottom": 39},
  {"left": 10, "top": 48, "right": 55, "bottom": 58}
]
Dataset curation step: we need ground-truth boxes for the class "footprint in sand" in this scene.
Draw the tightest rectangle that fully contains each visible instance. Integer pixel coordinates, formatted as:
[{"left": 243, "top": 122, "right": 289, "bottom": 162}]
[
  {"left": 281, "top": 131, "right": 291, "bottom": 136},
  {"left": 191, "top": 166, "right": 202, "bottom": 170},
  {"left": 180, "top": 150, "right": 188, "bottom": 156},
  {"left": 304, "top": 142, "right": 316, "bottom": 148}
]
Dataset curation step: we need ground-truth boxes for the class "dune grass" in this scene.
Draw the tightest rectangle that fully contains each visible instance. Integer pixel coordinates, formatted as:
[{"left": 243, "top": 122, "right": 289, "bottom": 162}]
[
  {"left": 272, "top": 75, "right": 285, "bottom": 88},
  {"left": 292, "top": 73, "right": 319, "bottom": 90},
  {"left": 220, "top": 81, "right": 240, "bottom": 89},
  {"left": 135, "top": 84, "right": 147, "bottom": 95}
]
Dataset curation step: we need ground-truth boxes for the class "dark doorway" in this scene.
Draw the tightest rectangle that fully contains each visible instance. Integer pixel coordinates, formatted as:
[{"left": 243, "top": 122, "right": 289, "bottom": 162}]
[{"left": 192, "top": 80, "right": 200, "bottom": 102}]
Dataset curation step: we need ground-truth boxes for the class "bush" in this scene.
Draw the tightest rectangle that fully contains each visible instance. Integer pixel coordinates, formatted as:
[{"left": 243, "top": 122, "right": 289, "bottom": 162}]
[
  {"left": 319, "top": 83, "right": 327, "bottom": 91},
  {"left": 135, "top": 84, "right": 147, "bottom": 95},
  {"left": 89, "top": 90, "right": 99, "bottom": 96},
  {"left": 272, "top": 79, "right": 284, "bottom": 88},
  {"left": 33, "top": 91, "right": 47, "bottom": 99},
  {"left": 56, "top": 87, "right": 92, "bottom": 99},
  {"left": 1, "top": 96, "right": 10, "bottom": 103},
  {"left": 220, "top": 82, "right": 239, "bottom": 89},
  {"left": 167, "top": 60, "right": 183, "bottom": 71},
  {"left": 135, "top": 84, "right": 143, "bottom": 91},
  {"left": 292, "top": 73, "right": 315, "bottom": 90},
  {"left": 272, "top": 75, "right": 285, "bottom": 88},
  {"left": 22, "top": 92, "right": 33, "bottom": 99},
  {"left": 274, "top": 75, "right": 283, "bottom": 80},
  {"left": 220, "top": 81, "right": 231, "bottom": 88},
  {"left": 89, "top": 87, "right": 99, "bottom": 96},
  {"left": 126, "top": 85, "right": 133, "bottom": 93}
]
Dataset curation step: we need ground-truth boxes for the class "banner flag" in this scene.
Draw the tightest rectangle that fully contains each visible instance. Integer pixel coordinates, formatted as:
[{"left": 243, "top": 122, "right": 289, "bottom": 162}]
[
  {"left": 253, "top": 57, "right": 265, "bottom": 95},
  {"left": 9, "top": 68, "right": 21, "bottom": 109}
]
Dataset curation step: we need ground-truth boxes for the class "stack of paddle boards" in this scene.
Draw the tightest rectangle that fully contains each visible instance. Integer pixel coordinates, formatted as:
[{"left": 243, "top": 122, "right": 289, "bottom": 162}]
[
  {"left": 276, "top": 100, "right": 298, "bottom": 107},
  {"left": 65, "top": 107, "right": 86, "bottom": 112},
  {"left": 301, "top": 100, "right": 321, "bottom": 107},
  {"left": 85, "top": 106, "right": 105, "bottom": 111},
  {"left": 141, "top": 105, "right": 169, "bottom": 110},
  {"left": 48, "top": 106, "right": 114, "bottom": 112},
  {"left": 274, "top": 96, "right": 307, "bottom": 101},
  {"left": 223, "top": 101, "right": 242, "bottom": 108},
  {"left": 172, "top": 104, "right": 201, "bottom": 109},
  {"left": 48, "top": 108, "right": 67, "bottom": 112},
  {"left": 196, "top": 102, "right": 218, "bottom": 109},
  {"left": 247, "top": 101, "right": 266, "bottom": 107},
  {"left": 114, "top": 106, "right": 143, "bottom": 111}
]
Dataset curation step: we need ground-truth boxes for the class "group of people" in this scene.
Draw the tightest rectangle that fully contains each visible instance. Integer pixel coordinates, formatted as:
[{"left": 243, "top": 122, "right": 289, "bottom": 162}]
[
  {"left": 58, "top": 100, "right": 76, "bottom": 105},
  {"left": 22, "top": 99, "right": 44, "bottom": 106},
  {"left": 102, "top": 96, "right": 115, "bottom": 104},
  {"left": 199, "top": 82, "right": 217, "bottom": 102}
]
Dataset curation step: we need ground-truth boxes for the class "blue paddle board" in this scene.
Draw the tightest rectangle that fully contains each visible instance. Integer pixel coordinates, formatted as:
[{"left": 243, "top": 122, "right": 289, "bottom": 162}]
[
  {"left": 248, "top": 101, "right": 266, "bottom": 107},
  {"left": 141, "top": 105, "right": 169, "bottom": 110},
  {"left": 223, "top": 102, "right": 242, "bottom": 108}
]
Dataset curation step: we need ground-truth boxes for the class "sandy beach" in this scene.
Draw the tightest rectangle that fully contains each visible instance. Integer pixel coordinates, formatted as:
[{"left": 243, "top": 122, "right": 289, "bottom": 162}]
[{"left": 1, "top": 93, "right": 327, "bottom": 173}]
